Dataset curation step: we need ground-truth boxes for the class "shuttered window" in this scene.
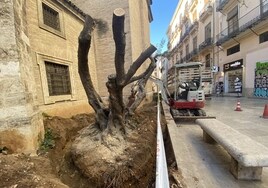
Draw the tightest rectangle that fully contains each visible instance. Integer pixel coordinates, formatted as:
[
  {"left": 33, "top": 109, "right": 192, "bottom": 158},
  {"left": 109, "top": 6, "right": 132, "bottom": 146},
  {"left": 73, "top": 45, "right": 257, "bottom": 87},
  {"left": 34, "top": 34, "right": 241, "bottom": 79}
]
[
  {"left": 205, "top": 22, "right": 211, "bottom": 40},
  {"left": 193, "top": 36, "right": 197, "bottom": 50},
  {"left": 227, "top": 6, "right": 239, "bottom": 35}
]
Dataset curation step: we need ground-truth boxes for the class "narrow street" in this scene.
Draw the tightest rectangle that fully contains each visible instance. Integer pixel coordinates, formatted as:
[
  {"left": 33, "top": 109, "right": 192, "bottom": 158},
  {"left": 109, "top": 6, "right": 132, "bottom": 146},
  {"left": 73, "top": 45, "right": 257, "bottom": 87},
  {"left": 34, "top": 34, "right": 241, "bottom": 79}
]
[{"left": 165, "top": 97, "right": 268, "bottom": 188}]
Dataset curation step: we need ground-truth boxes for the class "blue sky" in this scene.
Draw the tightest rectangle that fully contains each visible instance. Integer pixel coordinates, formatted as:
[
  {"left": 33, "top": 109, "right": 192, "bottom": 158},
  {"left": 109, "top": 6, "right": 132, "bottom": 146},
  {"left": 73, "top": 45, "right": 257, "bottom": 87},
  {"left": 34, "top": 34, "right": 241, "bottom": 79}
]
[{"left": 150, "top": 0, "right": 179, "bottom": 53}]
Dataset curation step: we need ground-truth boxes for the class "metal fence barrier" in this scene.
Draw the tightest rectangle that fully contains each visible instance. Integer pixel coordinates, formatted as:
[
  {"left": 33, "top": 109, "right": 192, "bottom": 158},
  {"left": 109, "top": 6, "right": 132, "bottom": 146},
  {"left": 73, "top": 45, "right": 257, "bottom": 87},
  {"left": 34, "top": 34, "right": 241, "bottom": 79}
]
[{"left": 155, "top": 94, "right": 170, "bottom": 188}]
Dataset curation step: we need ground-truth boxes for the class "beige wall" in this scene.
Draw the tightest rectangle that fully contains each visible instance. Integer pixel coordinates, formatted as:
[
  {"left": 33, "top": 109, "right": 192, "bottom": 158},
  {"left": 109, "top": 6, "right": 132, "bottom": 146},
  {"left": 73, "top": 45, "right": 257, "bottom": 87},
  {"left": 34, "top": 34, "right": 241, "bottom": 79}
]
[{"left": 27, "top": 0, "right": 97, "bottom": 116}]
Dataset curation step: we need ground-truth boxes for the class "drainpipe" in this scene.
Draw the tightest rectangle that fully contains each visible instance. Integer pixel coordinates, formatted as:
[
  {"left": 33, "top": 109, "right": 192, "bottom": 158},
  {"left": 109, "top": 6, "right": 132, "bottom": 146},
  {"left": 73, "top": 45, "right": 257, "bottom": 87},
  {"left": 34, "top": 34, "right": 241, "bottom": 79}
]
[{"left": 211, "top": 0, "right": 216, "bottom": 93}]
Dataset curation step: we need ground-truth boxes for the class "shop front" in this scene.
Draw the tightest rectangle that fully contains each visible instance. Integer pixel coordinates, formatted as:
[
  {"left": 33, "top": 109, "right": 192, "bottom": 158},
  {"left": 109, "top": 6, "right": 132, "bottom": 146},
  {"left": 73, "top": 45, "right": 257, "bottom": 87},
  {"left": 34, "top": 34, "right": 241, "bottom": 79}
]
[
  {"left": 223, "top": 59, "right": 243, "bottom": 93},
  {"left": 254, "top": 61, "right": 268, "bottom": 98}
]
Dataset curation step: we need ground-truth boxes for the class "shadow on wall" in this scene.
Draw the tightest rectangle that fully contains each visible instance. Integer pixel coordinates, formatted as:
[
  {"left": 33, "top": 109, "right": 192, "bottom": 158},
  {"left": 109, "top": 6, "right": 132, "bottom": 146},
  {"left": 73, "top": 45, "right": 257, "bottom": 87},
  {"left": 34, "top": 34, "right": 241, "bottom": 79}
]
[{"left": 94, "top": 19, "right": 109, "bottom": 36}]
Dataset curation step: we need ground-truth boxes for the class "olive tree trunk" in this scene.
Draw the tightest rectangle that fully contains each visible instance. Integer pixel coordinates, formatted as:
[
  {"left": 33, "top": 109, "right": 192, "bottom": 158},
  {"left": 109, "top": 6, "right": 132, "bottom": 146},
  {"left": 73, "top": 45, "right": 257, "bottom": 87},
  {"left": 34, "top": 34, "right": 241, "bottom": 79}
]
[{"left": 78, "top": 9, "right": 157, "bottom": 135}]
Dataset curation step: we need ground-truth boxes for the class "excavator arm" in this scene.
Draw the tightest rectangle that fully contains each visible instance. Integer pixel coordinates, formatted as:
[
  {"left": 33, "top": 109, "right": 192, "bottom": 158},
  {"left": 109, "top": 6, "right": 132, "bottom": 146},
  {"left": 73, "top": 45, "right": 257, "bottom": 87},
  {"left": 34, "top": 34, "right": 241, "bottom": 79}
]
[{"left": 149, "top": 76, "right": 171, "bottom": 105}]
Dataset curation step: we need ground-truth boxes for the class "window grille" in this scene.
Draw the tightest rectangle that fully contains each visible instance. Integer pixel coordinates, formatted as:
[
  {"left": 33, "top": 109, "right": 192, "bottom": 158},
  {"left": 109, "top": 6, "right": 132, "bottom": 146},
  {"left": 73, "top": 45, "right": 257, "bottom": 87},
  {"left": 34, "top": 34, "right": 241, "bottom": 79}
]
[
  {"left": 42, "top": 3, "right": 60, "bottom": 31},
  {"left": 260, "top": 31, "right": 268, "bottom": 44},
  {"left": 45, "top": 61, "right": 71, "bottom": 96},
  {"left": 227, "top": 44, "right": 240, "bottom": 56}
]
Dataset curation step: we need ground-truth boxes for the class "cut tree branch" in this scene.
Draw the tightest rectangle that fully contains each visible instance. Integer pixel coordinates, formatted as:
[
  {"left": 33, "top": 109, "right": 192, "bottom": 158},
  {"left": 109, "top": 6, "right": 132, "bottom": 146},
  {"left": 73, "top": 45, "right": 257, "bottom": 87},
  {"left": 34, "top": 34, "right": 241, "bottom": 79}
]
[
  {"left": 113, "top": 8, "right": 126, "bottom": 86},
  {"left": 124, "top": 44, "right": 156, "bottom": 86},
  {"left": 126, "top": 57, "right": 156, "bottom": 115},
  {"left": 127, "top": 57, "right": 156, "bottom": 84},
  {"left": 78, "top": 15, "right": 108, "bottom": 130}
]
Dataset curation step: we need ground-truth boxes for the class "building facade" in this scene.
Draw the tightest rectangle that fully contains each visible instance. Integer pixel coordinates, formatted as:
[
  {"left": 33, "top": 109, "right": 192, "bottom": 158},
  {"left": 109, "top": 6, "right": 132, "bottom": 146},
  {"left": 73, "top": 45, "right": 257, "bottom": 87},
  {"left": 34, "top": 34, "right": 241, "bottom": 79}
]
[
  {"left": 216, "top": 0, "right": 268, "bottom": 98},
  {"left": 28, "top": 0, "right": 99, "bottom": 117},
  {"left": 0, "top": 0, "right": 154, "bottom": 153},
  {"left": 168, "top": 0, "right": 268, "bottom": 98},
  {"left": 167, "top": 0, "right": 215, "bottom": 97}
]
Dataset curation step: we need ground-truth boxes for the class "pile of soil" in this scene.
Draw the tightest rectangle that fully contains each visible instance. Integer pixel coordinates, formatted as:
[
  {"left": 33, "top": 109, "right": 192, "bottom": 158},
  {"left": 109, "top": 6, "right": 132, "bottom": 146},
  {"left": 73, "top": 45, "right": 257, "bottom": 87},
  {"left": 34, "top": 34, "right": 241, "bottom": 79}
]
[{"left": 0, "top": 102, "right": 183, "bottom": 188}]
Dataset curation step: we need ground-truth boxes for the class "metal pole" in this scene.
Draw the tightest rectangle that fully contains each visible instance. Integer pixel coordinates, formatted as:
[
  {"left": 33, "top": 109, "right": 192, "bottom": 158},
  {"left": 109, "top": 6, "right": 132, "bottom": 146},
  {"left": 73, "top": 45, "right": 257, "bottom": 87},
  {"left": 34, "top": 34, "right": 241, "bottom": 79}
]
[
  {"left": 199, "top": 64, "right": 202, "bottom": 89},
  {"left": 174, "top": 67, "right": 177, "bottom": 100},
  {"left": 212, "top": 0, "right": 216, "bottom": 92}
]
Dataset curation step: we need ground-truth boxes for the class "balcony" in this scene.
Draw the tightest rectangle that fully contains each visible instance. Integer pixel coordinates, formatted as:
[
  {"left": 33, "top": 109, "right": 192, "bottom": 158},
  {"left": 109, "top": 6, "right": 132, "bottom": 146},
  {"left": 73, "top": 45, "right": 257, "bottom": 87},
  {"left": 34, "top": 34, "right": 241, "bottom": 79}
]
[
  {"left": 176, "top": 57, "right": 186, "bottom": 64},
  {"left": 180, "top": 21, "right": 199, "bottom": 42},
  {"left": 216, "top": 0, "right": 231, "bottom": 12},
  {"left": 199, "top": 4, "right": 213, "bottom": 22},
  {"left": 190, "top": 20, "right": 199, "bottom": 34},
  {"left": 190, "top": 48, "right": 199, "bottom": 58},
  {"left": 189, "top": 0, "right": 198, "bottom": 11},
  {"left": 199, "top": 37, "right": 213, "bottom": 52},
  {"left": 168, "top": 22, "right": 199, "bottom": 53},
  {"left": 216, "top": 2, "right": 268, "bottom": 46},
  {"left": 186, "top": 54, "right": 191, "bottom": 61},
  {"left": 182, "top": 48, "right": 199, "bottom": 62}
]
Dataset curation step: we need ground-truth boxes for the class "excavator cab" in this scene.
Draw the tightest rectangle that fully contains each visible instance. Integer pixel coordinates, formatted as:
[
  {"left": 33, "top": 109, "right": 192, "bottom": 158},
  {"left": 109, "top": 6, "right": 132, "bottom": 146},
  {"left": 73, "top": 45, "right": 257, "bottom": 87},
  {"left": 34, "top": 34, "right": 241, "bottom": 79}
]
[
  {"left": 167, "top": 62, "right": 206, "bottom": 118},
  {"left": 177, "top": 80, "right": 199, "bottom": 100}
]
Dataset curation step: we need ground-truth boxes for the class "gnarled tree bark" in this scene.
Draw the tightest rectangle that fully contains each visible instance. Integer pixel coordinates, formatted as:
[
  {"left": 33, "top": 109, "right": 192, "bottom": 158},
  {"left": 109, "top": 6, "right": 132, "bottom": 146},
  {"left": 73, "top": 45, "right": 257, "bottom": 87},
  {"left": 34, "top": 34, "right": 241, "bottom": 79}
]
[
  {"left": 78, "top": 15, "right": 108, "bottom": 131},
  {"left": 78, "top": 8, "right": 157, "bottom": 136}
]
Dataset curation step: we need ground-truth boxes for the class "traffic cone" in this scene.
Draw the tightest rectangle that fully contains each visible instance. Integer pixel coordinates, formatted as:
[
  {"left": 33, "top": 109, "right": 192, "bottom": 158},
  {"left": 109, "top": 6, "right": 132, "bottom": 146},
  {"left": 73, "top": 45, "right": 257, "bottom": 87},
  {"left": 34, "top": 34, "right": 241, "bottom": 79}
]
[
  {"left": 234, "top": 100, "right": 242, "bottom": 111},
  {"left": 262, "top": 104, "right": 268, "bottom": 119}
]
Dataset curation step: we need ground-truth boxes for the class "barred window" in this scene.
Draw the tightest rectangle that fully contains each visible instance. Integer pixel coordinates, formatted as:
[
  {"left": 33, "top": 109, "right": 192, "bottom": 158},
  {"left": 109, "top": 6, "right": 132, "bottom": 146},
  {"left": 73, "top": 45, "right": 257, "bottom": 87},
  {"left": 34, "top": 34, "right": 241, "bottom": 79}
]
[
  {"left": 45, "top": 61, "right": 71, "bottom": 96},
  {"left": 260, "top": 31, "right": 268, "bottom": 44},
  {"left": 42, "top": 3, "right": 60, "bottom": 31},
  {"left": 227, "top": 44, "right": 240, "bottom": 56}
]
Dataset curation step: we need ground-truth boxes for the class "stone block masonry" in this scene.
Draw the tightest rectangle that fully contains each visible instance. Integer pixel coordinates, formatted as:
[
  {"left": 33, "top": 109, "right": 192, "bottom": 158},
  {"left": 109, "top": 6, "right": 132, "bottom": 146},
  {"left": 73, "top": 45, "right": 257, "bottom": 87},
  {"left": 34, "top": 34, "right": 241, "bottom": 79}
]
[{"left": 0, "top": 0, "right": 44, "bottom": 154}]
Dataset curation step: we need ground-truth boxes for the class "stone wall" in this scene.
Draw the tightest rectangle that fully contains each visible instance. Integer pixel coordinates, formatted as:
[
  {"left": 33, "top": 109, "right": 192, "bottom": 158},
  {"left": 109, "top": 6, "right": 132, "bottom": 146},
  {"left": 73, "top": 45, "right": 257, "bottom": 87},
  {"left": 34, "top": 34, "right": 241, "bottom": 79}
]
[{"left": 0, "top": 0, "right": 44, "bottom": 154}]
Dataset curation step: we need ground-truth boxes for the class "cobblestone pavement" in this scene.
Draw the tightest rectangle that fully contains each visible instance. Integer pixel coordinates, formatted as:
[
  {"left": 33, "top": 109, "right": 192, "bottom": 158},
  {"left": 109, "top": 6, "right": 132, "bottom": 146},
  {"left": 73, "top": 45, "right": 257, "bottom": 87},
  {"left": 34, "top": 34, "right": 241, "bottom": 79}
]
[{"left": 165, "top": 97, "right": 268, "bottom": 188}]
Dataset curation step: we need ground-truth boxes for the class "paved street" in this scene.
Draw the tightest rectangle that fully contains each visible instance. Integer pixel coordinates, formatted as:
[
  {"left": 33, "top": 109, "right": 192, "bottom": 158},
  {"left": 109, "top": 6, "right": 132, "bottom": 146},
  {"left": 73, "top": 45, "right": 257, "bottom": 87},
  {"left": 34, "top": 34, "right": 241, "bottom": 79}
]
[{"left": 165, "top": 97, "right": 268, "bottom": 188}]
